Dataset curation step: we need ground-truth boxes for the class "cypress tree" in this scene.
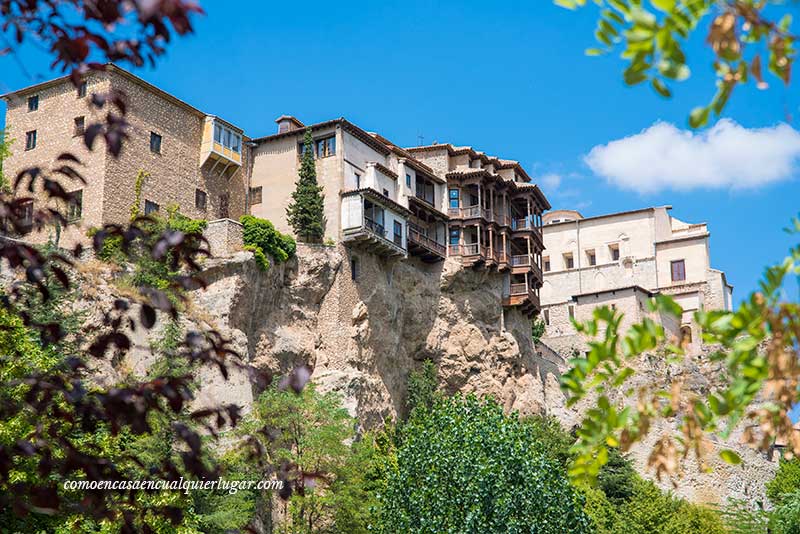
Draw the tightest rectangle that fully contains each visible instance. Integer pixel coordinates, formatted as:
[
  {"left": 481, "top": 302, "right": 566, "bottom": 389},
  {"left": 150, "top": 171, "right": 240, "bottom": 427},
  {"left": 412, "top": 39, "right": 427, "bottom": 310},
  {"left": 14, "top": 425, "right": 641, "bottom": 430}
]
[{"left": 286, "top": 128, "right": 326, "bottom": 242}]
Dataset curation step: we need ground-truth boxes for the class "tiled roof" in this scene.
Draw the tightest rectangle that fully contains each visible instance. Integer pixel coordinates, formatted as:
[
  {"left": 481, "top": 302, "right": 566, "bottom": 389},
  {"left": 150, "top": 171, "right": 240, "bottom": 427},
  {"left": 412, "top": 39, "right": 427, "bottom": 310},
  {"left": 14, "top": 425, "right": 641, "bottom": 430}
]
[{"left": 340, "top": 188, "right": 412, "bottom": 217}]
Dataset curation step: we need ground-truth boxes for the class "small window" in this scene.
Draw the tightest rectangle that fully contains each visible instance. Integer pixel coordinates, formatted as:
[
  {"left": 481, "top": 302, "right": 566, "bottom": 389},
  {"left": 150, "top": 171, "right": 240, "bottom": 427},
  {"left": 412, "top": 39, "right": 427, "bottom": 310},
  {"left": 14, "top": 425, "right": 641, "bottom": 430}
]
[
  {"left": 354, "top": 173, "right": 361, "bottom": 189},
  {"left": 73, "top": 116, "right": 85, "bottom": 137},
  {"left": 406, "top": 174, "right": 411, "bottom": 188},
  {"left": 671, "top": 259, "right": 686, "bottom": 282},
  {"left": 231, "top": 133, "right": 241, "bottom": 154},
  {"left": 681, "top": 325, "right": 693, "bottom": 344},
  {"left": 586, "top": 250, "right": 596, "bottom": 266},
  {"left": 77, "top": 81, "right": 87, "bottom": 98},
  {"left": 543, "top": 257, "right": 550, "bottom": 272},
  {"left": 383, "top": 188, "right": 389, "bottom": 197},
  {"left": 568, "top": 305, "right": 575, "bottom": 320},
  {"left": 393, "top": 220, "right": 403, "bottom": 246},
  {"left": 20, "top": 200, "right": 34, "bottom": 228},
  {"left": 27, "top": 95, "right": 39, "bottom": 112},
  {"left": 315, "top": 136, "right": 336, "bottom": 158},
  {"left": 543, "top": 309, "right": 550, "bottom": 326},
  {"left": 195, "top": 189, "right": 207, "bottom": 210},
  {"left": 150, "top": 132, "right": 162, "bottom": 154},
  {"left": 449, "top": 188, "right": 459, "bottom": 209},
  {"left": 249, "top": 186, "right": 262, "bottom": 205},
  {"left": 144, "top": 200, "right": 160, "bottom": 215},
  {"left": 25, "top": 130, "right": 37, "bottom": 150},
  {"left": 67, "top": 189, "right": 83, "bottom": 221},
  {"left": 214, "top": 123, "right": 223, "bottom": 144},
  {"left": 449, "top": 227, "right": 460, "bottom": 245},
  {"left": 351, "top": 257, "right": 359, "bottom": 280},
  {"left": 564, "top": 253, "right": 574, "bottom": 270},
  {"left": 610, "top": 244, "right": 620, "bottom": 261}
]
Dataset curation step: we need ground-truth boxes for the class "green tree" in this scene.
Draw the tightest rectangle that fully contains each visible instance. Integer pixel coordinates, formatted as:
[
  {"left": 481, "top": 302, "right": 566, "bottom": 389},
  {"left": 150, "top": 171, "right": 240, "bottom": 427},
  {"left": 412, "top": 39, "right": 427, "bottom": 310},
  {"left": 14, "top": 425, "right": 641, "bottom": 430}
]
[
  {"left": 286, "top": 128, "right": 326, "bottom": 243},
  {"left": 0, "top": 129, "right": 11, "bottom": 192},
  {"left": 555, "top": 0, "right": 796, "bottom": 127},
  {"left": 378, "top": 395, "right": 591, "bottom": 533},
  {"left": 405, "top": 359, "right": 440, "bottom": 416},
  {"left": 597, "top": 448, "right": 638, "bottom": 504},
  {"left": 521, "top": 414, "right": 575, "bottom": 468},
  {"left": 770, "top": 490, "right": 800, "bottom": 534},
  {"left": 532, "top": 316, "right": 546, "bottom": 344}
]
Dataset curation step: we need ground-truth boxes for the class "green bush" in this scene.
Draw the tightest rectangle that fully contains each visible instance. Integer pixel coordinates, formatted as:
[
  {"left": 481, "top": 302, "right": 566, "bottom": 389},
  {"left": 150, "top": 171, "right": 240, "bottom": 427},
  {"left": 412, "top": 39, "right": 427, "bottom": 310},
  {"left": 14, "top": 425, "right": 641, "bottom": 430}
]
[
  {"left": 378, "top": 395, "right": 591, "bottom": 533},
  {"left": 244, "top": 244, "right": 270, "bottom": 271},
  {"left": 768, "top": 457, "right": 800, "bottom": 506},
  {"left": 597, "top": 448, "right": 638, "bottom": 505},
  {"left": 240, "top": 215, "right": 296, "bottom": 270},
  {"left": 663, "top": 502, "right": 728, "bottom": 534},
  {"left": 770, "top": 490, "right": 800, "bottom": 534},
  {"left": 405, "top": 359, "right": 439, "bottom": 417}
]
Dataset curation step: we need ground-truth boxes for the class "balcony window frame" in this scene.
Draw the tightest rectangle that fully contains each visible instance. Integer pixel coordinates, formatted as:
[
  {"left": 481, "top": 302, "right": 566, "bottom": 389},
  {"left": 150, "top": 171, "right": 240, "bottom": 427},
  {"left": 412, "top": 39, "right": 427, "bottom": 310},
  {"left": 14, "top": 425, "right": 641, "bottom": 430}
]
[{"left": 671, "top": 259, "right": 686, "bottom": 282}]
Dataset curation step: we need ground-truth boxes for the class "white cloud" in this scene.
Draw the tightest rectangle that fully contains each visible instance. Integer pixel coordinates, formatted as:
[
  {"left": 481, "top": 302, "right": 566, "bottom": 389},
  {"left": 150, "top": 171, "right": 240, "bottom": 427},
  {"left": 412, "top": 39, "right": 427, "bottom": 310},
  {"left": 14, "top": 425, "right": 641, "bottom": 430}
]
[
  {"left": 585, "top": 120, "right": 800, "bottom": 194},
  {"left": 540, "top": 173, "right": 562, "bottom": 192}
]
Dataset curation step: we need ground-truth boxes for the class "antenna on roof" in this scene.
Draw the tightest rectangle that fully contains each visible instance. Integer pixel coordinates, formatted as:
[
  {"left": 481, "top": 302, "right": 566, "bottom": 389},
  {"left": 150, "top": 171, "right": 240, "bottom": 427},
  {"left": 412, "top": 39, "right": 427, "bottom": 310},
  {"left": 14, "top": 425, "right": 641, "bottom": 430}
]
[{"left": 417, "top": 133, "right": 424, "bottom": 146}]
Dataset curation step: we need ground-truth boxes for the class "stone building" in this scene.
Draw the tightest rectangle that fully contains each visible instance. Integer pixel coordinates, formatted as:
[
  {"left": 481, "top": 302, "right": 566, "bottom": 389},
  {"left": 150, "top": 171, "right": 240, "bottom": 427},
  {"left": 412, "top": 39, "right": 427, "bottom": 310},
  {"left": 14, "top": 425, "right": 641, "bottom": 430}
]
[
  {"left": 249, "top": 117, "right": 549, "bottom": 315},
  {"left": 1, "top": 64, "right": 248, "bottom": 249},
  {"left": 539, "top": 206, "right": 733, "bottom": 354}
]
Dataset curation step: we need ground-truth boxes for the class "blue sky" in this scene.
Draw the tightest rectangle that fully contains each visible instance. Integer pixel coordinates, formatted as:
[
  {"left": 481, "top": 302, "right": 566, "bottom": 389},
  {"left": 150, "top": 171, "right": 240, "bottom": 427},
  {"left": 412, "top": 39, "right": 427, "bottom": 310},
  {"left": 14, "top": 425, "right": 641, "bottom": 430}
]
[{"left": 1, "top": 0, "right": 799, "bottom": 304}]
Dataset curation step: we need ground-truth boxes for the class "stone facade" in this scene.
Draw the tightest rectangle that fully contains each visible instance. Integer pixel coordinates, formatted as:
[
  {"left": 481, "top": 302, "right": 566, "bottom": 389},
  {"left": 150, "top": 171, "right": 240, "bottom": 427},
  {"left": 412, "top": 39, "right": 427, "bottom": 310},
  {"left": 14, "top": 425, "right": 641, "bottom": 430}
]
[
  {"left": 540, "top": 206, "right": 733, "bottom": 353},
  {"left": 205, "top": 218, "right": 244, "bottom": 258},
  {"left": 1, "top": 65, "right": 247, "bottom": 249}
]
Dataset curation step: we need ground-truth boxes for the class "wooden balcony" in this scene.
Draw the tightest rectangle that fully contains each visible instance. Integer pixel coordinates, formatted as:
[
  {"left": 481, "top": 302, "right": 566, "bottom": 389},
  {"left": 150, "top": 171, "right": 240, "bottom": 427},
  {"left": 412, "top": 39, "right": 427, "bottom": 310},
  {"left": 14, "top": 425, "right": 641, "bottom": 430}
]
[
  {"left": 408, "top": 225, "right": 446, "bottom": 263},
  {"left": 503, "top": 282, "right": 540, "bottom": 316},
  {"left": 342, "top": 217, "right": 406, "bottom": 258}
]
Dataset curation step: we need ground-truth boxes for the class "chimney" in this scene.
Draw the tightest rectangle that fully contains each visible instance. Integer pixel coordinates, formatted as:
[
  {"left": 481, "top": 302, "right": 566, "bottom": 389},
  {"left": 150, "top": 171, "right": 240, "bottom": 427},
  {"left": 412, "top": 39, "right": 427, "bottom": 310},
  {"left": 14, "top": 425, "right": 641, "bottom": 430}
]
[{"left": 275, "top": 115, "right": 305, "bottom": 134}]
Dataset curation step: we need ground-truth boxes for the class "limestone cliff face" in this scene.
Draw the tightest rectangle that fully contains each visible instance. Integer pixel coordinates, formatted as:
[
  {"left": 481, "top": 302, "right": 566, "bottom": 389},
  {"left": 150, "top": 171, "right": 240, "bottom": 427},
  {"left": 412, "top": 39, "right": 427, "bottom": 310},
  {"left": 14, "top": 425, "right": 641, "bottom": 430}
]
[
  {"left": 193, "top": 244, "right": 566, "bottom": 427},
  {"left": 50, "top": 245, "right": 773, "bottom": 508}
]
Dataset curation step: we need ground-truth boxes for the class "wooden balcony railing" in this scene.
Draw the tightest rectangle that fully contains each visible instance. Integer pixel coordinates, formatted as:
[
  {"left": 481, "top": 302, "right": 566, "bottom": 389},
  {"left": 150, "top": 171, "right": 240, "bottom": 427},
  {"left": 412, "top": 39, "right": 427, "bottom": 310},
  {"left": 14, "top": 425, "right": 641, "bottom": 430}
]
[
  {"left": 409, "top": 226, "right": 446, "bottom": 256},
  {"left": 462, "top": 243, "right": 480, "bottom": 256},
  {"left": 512, "top": 218, "right": 533, "bottom": 231},
  {"left": 511, "top": 254, "right": 532, "bottom": 267},
  {"left": 509, "top": 283, "right": 528, "bottom": 296},
  {"left": 462, "top": 205, "right": 481, "bottom": 219},
  {"left": 364, "top": 218, "right": 385, "bottom": 237},
  {"left": 448, "top": 244, "right": 461, "bottom": 256}
]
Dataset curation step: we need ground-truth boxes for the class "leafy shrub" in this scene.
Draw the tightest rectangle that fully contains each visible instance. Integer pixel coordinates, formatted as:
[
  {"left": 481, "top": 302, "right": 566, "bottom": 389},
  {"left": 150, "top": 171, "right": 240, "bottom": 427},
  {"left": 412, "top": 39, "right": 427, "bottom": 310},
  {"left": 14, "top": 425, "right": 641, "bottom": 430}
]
[
  {"left": 770, "top": 490, "right": 800, "bottom": 534},
  {"left": 244, "top": 245, "right": 270, "bottom": 271},
  {"left": 663, "top": 502, "right": 728, "bottom": 534},
  {"left": 378, "top": 395, "right": 591, "bottom": 533},
  {"left": 597, "top": 448, "right": 637, "bottom": 505},
  {"left": 240, "top": 215, "right": 296, "bottom": 270},
  {"left": 405, "top": 359, "right": 439, "bottom": 417},
  {"left": 521, "top": 414, "right": 574, "bottom": 469},
  {"left": 768, "top": 457, "right": 800, "bottom": 506}
]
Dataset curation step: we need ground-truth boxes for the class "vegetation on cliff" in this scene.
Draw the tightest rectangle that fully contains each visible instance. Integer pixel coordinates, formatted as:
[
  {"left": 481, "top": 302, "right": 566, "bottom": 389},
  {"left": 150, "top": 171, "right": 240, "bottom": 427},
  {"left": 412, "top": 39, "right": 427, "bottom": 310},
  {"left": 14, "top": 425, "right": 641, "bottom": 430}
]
[{"left": 286, "top": 128, "right": 326, "bottom": 243}]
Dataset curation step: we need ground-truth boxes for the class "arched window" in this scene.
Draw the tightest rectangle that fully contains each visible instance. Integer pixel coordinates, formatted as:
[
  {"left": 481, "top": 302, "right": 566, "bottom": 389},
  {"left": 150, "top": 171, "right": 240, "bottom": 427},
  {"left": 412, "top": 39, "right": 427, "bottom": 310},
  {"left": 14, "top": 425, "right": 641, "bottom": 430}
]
[{"left": 680, "top": 325, "right": 693, "bottom": 344}]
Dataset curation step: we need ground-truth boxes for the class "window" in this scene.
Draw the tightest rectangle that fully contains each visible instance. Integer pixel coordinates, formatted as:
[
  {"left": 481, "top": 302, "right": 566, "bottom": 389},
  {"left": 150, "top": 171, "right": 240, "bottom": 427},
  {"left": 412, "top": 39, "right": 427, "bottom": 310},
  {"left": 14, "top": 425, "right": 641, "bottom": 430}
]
[
  {"left": 671, "top": 259, "right": 686, "bottom": 282},
  {"left": 543, "top": 257, "right": 551, "bottom": 272},
  {"left": 383, "top": 188, "right": 389, "bottom": 197},
  {"left": 67, "top": 189, "right": 83, "bottom": 221},
  {"left": 681, "top": 325, "right": 693, "bottom": 344},
  {"left": 19, "top": 201, "right": 34, "bottom": 233},
  {"left": 214, "top": 123, "right": 223, "bottom": 144},
  {"left": 195, "top": 189, "right": 207, "bottom": 210},
  {"left": 350, "top": 257, "right": 359, "bottom": 280},
  {"left": 568, "top": 305, "right": 575, "bottom": 320},
  {"left": 610, "top": 244, "right": 620, "bottom": 261},
  {"left": 449, "top": 228, "right": 460, "bottom": 245},
  {"left": 77, "top": 81, "right": 87, "bottom": 98},
  {"left": 393, "top": 220, "right": 403, "bottom": 246},
  {"left": 73, "top": 116, "right": 85, "bottom": 137},
  {"left": 315, "top": 136, "right": 336, "bottom": 158},
  {"left": 249, "top": 186, "right": 262, "bottom": 205},
  {"left": 213, "top": 122, "right": 242, "bottom": 154},
  {"left": 25, "top": 130, "right": 37, "bottom": 151},
  {"left": 354, "top": 173, "right": 360, "bottom": 189},
  {"left": 543, "top": 309, "right": 550, "bottom": 326},
  {"left": 448, "top": 188, "right": 459, "bottom": 209},
  {"left": 150, "top": 132, "right": 162, "bottom": 154},
  {"left": 144, "top": 200, "right": 160, "bottom": 215},
  {"left": 218, "top": 194, "right": 229, "bottom": 219},
  {"left": 406, "top": 174, "right": 411, "bottom": 188},
  {"left": 564, "top": 253, "right": 574, "bottom": 270},
  {"left": 27, "top": 95, "right": 39, "bottom": 112},
  {"left": 586, "top": 249, "right": 596, "bottom": 266}
]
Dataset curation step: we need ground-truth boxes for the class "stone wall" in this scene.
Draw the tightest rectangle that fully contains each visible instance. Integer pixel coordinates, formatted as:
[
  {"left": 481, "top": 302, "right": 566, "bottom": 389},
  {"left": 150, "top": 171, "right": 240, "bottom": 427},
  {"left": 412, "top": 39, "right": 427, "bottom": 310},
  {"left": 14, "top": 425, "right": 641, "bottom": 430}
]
[{"left": 204, "top": 218, "right": 244, "bottom": 258}]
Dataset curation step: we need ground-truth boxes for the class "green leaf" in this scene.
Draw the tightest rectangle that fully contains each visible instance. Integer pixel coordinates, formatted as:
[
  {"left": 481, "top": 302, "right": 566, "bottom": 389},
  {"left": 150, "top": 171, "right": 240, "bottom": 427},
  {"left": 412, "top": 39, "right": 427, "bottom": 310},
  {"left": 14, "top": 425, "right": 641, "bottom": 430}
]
[
  {"left": 719, "top": 449, "right": 742, "bottom": 465},
  {"left": 688, "top": 106, "right": 710, "bottom": 128},
  {"left": 585, "top": 47, "right": 605, "bottom": 56},
  {"left": 651, "top": 78, "right": 671, "bottom": 97},
  {"left": 651, "top": 0, "right": 675, "bottom": 13}
]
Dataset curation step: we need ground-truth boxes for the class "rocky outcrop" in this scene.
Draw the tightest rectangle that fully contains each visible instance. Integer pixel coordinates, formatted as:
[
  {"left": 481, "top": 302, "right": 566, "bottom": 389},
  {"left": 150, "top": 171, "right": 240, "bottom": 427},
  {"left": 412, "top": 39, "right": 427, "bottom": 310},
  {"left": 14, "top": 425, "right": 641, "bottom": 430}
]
[{"left": 192, "top": 244, "right": 566, "bottom": 427}]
